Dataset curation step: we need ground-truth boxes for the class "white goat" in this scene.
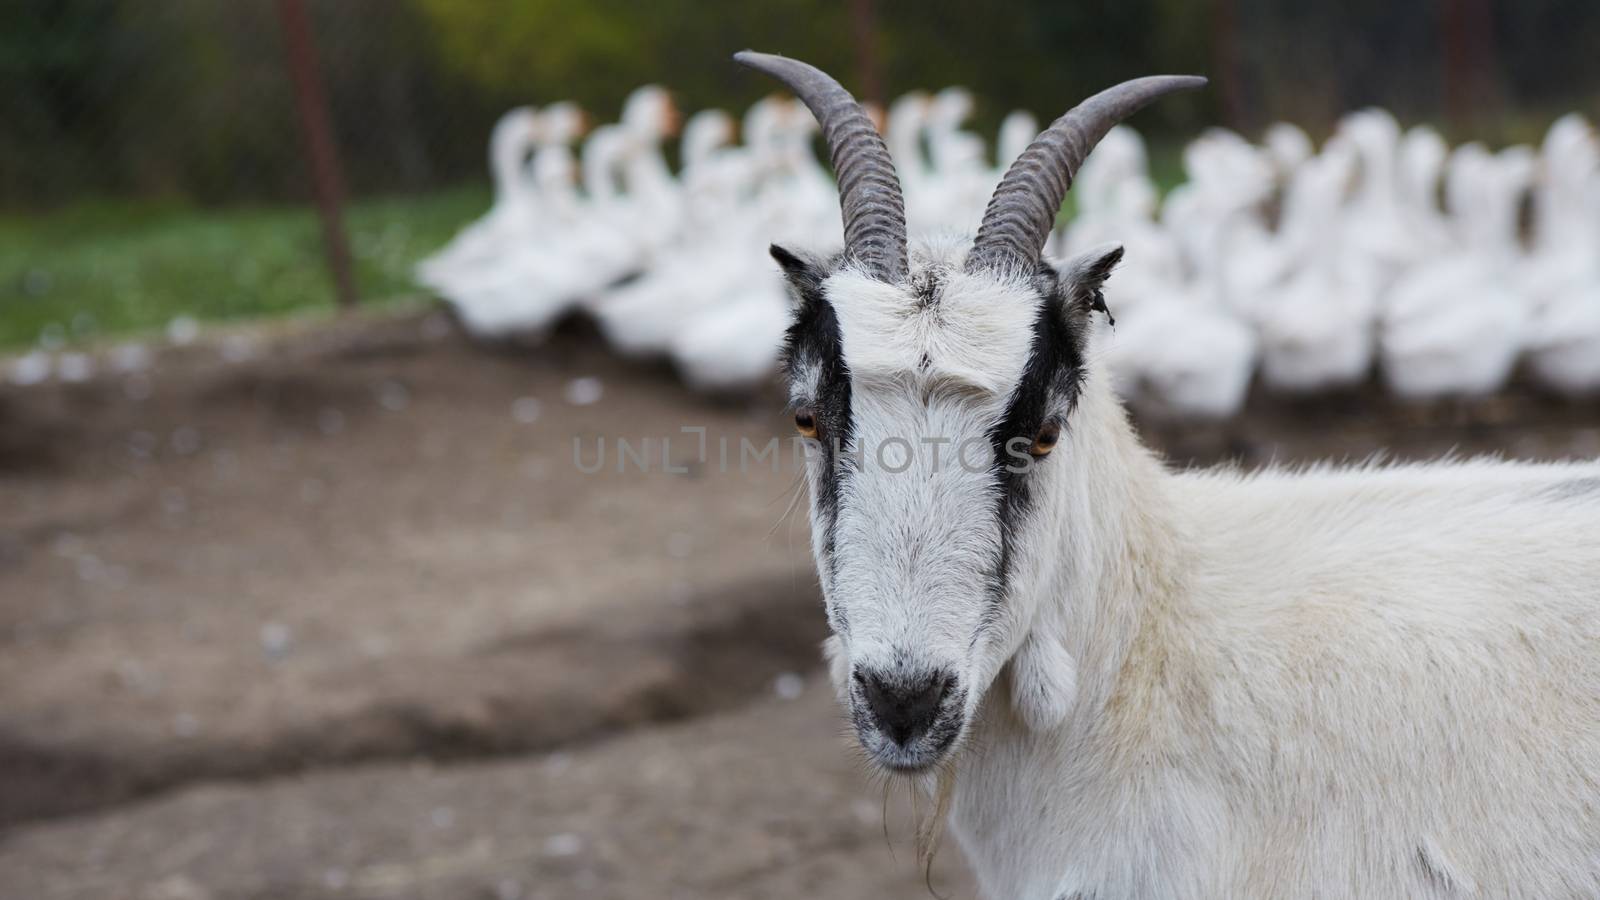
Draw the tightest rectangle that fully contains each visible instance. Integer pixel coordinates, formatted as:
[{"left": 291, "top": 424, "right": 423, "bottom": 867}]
[{"left": 736, "top": 51, "right": 1600, "bottom": 900}]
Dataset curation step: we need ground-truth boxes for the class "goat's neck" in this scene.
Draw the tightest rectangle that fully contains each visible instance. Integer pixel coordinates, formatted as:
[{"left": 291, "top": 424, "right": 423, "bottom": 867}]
[{"left": 1026, "top": 372, "right": 1188, "bottom": 725}]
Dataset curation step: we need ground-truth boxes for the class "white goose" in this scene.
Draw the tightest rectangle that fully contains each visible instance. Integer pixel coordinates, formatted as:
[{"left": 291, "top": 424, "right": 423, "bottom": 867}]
[
  {"left": 481, "top": 86, "right": 682, "bottom": 336},
  {"left": 1104, "top": 197, "right": 1260, "bottom": 420},
  {"left": 913, "top": 87, "right": 992, "bottom": 232},
  {"left": 1102, "top": 277, "right": 1260, "bottom": 421},
  {"left": 1336, "top": 109, "right": 1424, "bottom": 280},
  {"left": 416, "top": 107, "right": 541, "bottom": 294},
  {"left": 1262, "top": 121, "right": 1313, "bottom": 176},
  {"left": 1237, "top": 140, "right": 1383, "bottom": 392},
  {"left": 668, "top": 101, "right": 835, "bottom": 392},
  {"left": 885, "top": 91, "right": 933, "bottom": 214},
  {"left": 1394, "top": 124, "right": 1453, "bottom": 253},
  {"left": 441, "top": 123, "right": 626, "bottom": 338},
  {"left": 1521, "top": 115, "right": 1600, "bottom": 395},
  {"left": 1160, "top": 127, "right": 1276, "bottom": 283},
  {"left": 1525, "top": 280, "right": 1600, "bottom": 396},
  {"left": 526, "top": 102, "right": 588, "bottom": 228},
  {"left": 593, "top": 98, "right": 788, "bottom": 359},
  {"left": 677, "top": 108, "right": 742, "bottom": 223},
  {"left": 996, "top": 110, "right": 1038, "bottom": 170},
  {"left": 1379, "top": 143, "right": 1534, "bottom": 398},
  {"left": 420, "top": 84, "right": 1600, "bottom": 408},
  {"left": 764, "top": 96, "right": 839, "bottom": 247},
  {"left": 667, "top": 260, "right": 793, "bottom": 394},
  {"left": 1063, "top": 126, "right": 1183, "bottom": 318}
]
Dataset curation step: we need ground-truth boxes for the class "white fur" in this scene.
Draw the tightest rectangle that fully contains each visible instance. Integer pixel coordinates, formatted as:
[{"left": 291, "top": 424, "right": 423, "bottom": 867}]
[
  {"left": 799, "top": 240, "right": 1600, "bottom": 899},
  {"left": 829, "top": 245, "right": 1039, "bottom": 395}
]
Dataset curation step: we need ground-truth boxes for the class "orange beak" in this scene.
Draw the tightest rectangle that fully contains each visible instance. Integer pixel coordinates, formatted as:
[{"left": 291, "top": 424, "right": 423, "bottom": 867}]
[
  {"left": 863, "top": 102, "right": 887, "bottom": 135},
  {"left": 663, "top": 93, "right": 683, "bottom": 138}
]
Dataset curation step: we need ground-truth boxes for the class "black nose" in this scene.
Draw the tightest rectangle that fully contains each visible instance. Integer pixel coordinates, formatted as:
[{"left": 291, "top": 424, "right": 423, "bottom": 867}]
[{"left": 857, "top": 669, "right": 952, "bottom": 747}]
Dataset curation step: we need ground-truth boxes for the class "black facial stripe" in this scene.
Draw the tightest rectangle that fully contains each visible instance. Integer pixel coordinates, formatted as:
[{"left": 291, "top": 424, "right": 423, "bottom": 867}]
[
  {"left": 980, "top": 267, "right": 1090, "bottom": 623},
  {"left": 778, "top": 260, "right": 854, "bottom": 594}
]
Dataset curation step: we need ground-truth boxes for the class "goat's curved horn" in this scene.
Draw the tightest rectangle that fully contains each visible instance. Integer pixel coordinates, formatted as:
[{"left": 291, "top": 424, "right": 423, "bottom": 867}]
[
  {"left": 966, "top": 76, "right": 1206, "bottom": 275},
  {"left": 734, "top": 50, "right": 908, "bottom": 283}
]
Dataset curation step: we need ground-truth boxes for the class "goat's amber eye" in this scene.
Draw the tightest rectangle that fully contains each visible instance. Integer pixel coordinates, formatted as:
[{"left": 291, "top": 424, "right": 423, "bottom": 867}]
[
  {"left": 1029, "top": 422, "right": 1060, "bottom": 457},
  {"left": 794, "top": 408, "right": 820, "bottom": 439}
]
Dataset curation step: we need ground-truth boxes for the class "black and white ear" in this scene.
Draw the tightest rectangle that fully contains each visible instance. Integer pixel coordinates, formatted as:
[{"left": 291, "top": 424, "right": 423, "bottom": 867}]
[
  {"left": 770, "top": 244, "right": 827, "bottom": 307},
  {"left": 1055, "top": 243, "right": 1124, "bottom": 326}
]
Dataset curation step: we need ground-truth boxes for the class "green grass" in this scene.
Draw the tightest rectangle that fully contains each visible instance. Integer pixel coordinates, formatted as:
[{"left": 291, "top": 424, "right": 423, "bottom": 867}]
[
  {"left": 1147, "top": 141, "right": 1188, "bottom": 198},
  {"left": 0, "top": 151, "right": 1191, "bottom": 351},
  {"left": 0, "top": 185, "right": 490, "bottom": 349}
]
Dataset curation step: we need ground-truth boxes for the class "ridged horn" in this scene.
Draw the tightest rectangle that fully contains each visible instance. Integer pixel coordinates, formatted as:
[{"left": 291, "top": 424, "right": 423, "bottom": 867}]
[
  {"left": 967, "top": 75, "right": 1206, "bottom": 275},
  {"left": 734, "top": 50, "right": 908, "bottom": 283}
]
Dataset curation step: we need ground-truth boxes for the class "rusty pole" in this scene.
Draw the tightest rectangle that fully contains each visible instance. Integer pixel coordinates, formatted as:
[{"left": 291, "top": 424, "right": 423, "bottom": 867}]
[
  {"left": 1441, "top": 0, "right": 1470, "bottom": 128},
  {"left": 1209, "top": 0, "right": 1247, "bottom": 132},
  {"left": 276, "top": 0, "right": 358, "bottom": 309},
  {"left": 848, "top": 0, "right": 884, "bottom": 106},
  {"left": 1441, "top": 0, "right": 1501, "bottom": 132}
]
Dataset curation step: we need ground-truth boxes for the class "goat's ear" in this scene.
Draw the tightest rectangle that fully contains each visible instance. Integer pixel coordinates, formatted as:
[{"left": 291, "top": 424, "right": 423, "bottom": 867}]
[
  {"left": 770, "top": 243, "right": 826, "bottom": 298},
  {"left": 1053, "top": 243, "right": 1124, "bottom": 326},
  {"left": 1009, "top": 630, "right": 1079, "bottom": 732}
]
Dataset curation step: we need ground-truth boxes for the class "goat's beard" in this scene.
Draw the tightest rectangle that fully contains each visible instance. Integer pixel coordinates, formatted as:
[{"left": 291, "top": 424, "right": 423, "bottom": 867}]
[
  {"left": 826, "top": 633, "right": 961, "bottom": 868},
  {"left": 914, "top": 758, "right": 960, "bottom": 869}
]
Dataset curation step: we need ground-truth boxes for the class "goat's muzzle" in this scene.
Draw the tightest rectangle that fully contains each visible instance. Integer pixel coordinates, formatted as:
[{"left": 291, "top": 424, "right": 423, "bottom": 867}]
[{"left": 850, "top": 666, "right": 963, "bottom": 772}]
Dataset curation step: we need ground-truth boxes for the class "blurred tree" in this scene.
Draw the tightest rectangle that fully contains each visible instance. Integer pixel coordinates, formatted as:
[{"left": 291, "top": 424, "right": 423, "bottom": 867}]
[
  {"left": 412, "top": 0, "right": 857, "bottom": 121},
  {"left": 1, "top": 0, "right": 1597, "bottom": 207},
  {"left": 1491, "top": 0, "right": 1600, "bottom": 138},
  {"left": 0, "top": 0, "right": 120, "bottom": 202}
]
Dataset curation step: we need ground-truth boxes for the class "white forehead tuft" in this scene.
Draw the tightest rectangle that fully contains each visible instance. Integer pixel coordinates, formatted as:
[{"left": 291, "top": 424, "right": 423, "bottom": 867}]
[
  {"left": 787, "top": 358, "right": 821, "bottom": 406},
  {"left": 825, "top": 260, "right": 1042, "bottom": 396}
]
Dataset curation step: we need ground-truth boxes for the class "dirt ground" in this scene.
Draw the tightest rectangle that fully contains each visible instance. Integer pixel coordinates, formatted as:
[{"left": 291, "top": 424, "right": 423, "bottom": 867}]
[{"left": 2, "top": 310, "right": 1597, "bottom": 899}]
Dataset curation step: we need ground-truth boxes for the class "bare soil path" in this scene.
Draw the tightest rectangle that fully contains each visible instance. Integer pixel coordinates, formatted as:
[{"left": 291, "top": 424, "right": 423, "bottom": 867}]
[{"left": 2, "top": 310, "right": 1594, "bottom": 898}]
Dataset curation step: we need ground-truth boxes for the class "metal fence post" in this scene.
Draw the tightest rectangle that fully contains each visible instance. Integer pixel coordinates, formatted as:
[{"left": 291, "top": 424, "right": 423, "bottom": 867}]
[
  {"left": 276, "top": 0, "right": 359, "bottom": 310},
  {"left": 849, "top": 0, "right": 883, "bottom": 107}
]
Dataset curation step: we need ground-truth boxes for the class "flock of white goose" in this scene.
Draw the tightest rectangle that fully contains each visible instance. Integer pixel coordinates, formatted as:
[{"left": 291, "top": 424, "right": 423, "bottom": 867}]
[{"left": 423, "top": 86, "right": 1600, "bottom": 417}]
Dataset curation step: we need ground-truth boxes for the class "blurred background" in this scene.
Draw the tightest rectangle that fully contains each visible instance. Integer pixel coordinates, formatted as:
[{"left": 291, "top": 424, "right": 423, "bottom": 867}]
[
  {"left": 2, "top": 2, "right": 1598, "bottom": 898},
  {"left": 3, "top": 0, "right": 1597, "bottom": 343}
]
